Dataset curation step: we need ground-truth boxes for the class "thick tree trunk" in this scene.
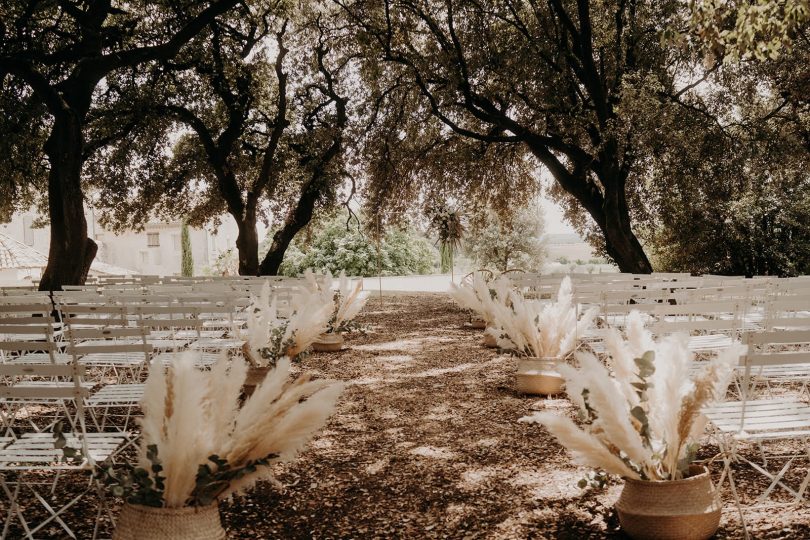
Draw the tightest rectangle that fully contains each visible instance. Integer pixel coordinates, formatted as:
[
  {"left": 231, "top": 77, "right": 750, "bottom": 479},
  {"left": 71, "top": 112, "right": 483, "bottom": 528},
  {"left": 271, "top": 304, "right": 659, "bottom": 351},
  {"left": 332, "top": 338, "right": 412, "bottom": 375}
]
[
  {"left": 258, "top": 179, "right": 322, "bottom": 275},
  {"left": 527, "top": 145, "right": 652, "bottom": 274},
  {"left": 39, "top": 114, "right": 97, "bottom": 291},
  {"left": 600, "top": 185, "right": 653, "bottom": 274},
  {"left": 234, "top": 213, "right": 259, "bottom": 276}
]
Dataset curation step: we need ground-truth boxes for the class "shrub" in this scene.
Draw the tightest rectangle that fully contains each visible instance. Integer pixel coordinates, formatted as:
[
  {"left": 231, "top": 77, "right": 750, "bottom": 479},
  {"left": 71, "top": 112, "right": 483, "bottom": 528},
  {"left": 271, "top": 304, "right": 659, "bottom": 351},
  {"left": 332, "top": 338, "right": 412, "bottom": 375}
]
[{"left": 275, "top": 215, "right": 437, "bottom": 277}]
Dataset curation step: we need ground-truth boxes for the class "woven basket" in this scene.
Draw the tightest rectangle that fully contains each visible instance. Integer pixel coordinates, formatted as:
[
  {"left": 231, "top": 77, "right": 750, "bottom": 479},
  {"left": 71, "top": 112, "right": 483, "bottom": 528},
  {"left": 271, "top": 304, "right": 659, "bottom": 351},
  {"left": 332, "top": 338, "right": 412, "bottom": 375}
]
[
  {"left": 113, "top": 503, "right": 226, "bottom": 540},
  {"left": 515, "top": 357, "right": 564, "bottom": 395},
  {"left": 312, "top": 332, "right": 344, "bottom": 352},
  {"left": 616, "top": 465, "right": 721, "bottom": 540},
  {"left": 243, "top": 366, "right": 270, "bottom": 397},
  {"left": 470, "top": 318, "right": 487, "bottom": 329},
  {"left": 482, "top": 329, "right": 498, "bottom": 348}
]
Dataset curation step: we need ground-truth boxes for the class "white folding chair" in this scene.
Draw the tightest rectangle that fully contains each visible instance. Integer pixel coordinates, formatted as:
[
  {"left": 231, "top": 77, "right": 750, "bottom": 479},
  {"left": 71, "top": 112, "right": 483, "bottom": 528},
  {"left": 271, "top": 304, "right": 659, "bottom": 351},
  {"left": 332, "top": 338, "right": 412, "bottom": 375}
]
[
  {"left": 0, "top": 362, "right": 127, "bottom": 539},
  {"left": 703, "top": 330, "right": 810, "bottom": 533}
]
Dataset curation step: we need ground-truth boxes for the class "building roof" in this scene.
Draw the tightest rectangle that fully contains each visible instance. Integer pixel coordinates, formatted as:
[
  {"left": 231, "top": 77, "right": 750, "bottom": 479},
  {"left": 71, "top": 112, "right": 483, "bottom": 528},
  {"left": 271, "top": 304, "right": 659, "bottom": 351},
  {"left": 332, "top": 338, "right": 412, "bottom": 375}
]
[
  {"left": 0, "top": 232, "right": 48, "bottom": 269},
  {"left": 0, "top": 231, "right": 134, "bottom": 276},
  {"left": 89, "top": 260, "right": 135, "bottom": 276}
]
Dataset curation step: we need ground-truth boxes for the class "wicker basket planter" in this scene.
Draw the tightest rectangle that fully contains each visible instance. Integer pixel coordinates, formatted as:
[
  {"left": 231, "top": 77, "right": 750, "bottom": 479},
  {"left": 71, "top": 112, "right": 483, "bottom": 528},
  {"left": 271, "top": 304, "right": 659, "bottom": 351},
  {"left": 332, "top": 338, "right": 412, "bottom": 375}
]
[
  {"left": 113, "top": 503, "right": 226, "bottom": 540},
  {"left": 482, "top": 329, "right": 498, "bottom": 348},
  {"left": 470, "top": 317, "right": 487, "bottom": 329},
  {"left": 312, "top": 332, "right": 344, "bottom": 352},
  {"left": 616, "top": 466, "right": 721, "bottom": 540},
  {"left": 515, "top": 357, "right": 565, "bottom": 395},
  {"left": 242, "top": 366, "right": 270, "bottom": 397}
]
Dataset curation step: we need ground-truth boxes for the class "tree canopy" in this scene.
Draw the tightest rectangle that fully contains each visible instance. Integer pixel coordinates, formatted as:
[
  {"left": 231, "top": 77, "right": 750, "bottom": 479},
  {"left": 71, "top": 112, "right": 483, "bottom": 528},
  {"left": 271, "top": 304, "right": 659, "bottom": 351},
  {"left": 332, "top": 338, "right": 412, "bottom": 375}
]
[
  {"left": 1, "top": 0, "right": 809, "bottom": 282},
  {"left": 0, "top": 0, "right": 242, "bottom": 289}
]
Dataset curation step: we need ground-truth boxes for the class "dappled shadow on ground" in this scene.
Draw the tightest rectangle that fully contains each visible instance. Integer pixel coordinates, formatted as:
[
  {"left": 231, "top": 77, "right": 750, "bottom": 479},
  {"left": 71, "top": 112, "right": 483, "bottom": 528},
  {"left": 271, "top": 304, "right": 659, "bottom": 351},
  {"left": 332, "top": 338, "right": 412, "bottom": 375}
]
[{"left": 4, "top": 294, "right": 807, "bottom": 538}]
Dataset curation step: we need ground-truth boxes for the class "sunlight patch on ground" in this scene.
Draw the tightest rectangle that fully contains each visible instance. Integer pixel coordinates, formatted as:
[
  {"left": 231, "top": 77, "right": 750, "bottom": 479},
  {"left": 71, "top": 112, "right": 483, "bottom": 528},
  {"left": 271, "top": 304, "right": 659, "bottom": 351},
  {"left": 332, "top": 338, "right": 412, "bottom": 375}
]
[
  {"left": 310, "top": 438, "right": 334, "bottom": 450},
  {"left": 529, "top": 398, "right": 573, "bottom": 411},
  {"left": 510, "top": 468, "right": 584, "bottom": 499},
  {"left": 459, "top": 466, "right": 500, "bottom": 488},
  {"left": 347, "top": 376, "right": 384, "bottom": 386},
  {"left": 409, "top": 445, "right": 456, "bottom": 459},
  {"left": 475, "top": 437, "right": 500, "bottom": 447},
  {"left": 377, "top": 354, "right": 415, "bottom": 371},
  {"left": 424, "top": 404, "right": 458, "bottom": 421},
  {"left": 354, "top": 336, "right": 455, "bottom": 352},
  {"left": 353, "top": 338, "right": 425, "bottom": 352},
  {"left": 396, "top": 441, "right": 417, "bottom": 450},
  {"left": 403, "top": 363, "right": 477, "bottom": 378},
  {"left": 365, "top": 458, "right": 390, "bottom": 475}
]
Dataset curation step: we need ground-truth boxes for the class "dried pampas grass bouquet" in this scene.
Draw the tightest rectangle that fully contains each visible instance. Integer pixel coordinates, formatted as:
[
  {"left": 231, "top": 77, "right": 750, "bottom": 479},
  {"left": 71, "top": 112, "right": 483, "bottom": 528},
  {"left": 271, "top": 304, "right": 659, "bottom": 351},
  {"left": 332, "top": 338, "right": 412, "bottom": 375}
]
[
  {"left": 521, "top": 313, "right": 744, "bottom": 482},
  {"left": 98, "top": 352, "right": 343, "bottom": 508}
]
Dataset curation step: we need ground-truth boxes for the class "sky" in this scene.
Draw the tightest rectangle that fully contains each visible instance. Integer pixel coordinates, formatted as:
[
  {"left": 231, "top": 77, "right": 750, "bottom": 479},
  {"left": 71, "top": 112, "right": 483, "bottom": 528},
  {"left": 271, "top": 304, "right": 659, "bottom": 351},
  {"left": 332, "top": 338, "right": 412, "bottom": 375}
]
[{"left": 540, "top": 194, "right": 578, "bottom": 236}]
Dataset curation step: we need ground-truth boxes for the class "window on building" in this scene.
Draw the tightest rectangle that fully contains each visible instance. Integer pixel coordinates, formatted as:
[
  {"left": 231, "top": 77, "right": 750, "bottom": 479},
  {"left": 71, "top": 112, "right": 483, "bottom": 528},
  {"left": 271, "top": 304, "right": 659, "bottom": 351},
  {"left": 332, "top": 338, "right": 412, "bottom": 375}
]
[
  {"left": 147, "top": 233, "right": 160, "bottom": 247},
  {"left": 23, "top": 216, "right": 34, "bottom": 246}
]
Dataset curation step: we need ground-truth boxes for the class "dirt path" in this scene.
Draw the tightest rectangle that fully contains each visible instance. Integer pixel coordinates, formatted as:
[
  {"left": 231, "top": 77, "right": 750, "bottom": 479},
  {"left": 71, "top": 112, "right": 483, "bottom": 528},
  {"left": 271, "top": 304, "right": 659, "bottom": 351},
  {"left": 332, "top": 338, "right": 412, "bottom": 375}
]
[
  {"left": 5, "top": 294, "right": 808, "bottom": 538},
  {"left": 222, "top": 294, "right": 809, "bottom": 539}
]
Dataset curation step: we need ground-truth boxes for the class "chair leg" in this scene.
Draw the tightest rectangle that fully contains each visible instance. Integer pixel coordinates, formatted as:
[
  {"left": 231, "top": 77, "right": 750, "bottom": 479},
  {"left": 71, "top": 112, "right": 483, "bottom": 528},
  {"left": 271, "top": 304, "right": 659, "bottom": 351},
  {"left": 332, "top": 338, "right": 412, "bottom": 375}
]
[{"left": 1, "top": 472, "right": 33, "bottom": 540}]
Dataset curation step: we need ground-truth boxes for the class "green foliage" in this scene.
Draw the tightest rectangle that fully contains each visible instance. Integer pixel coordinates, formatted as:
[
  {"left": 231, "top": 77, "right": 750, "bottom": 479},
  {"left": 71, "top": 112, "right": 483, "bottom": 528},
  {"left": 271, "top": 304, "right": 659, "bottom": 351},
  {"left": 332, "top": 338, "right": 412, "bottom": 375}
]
[
  {"left": 428, "top": 203, "right": 466, "bottom": 273},
  {"left": 86, "top": 437, "right": 278, "bottom": 508},
  {"left": 181, "top": 221, "right": 194, "bottom": 277},
  {"left": 464, "top": 205, "right": 546, "bottom": 272},
  {"left": 275, "top": 214, "right": 436, "bottom": 277},
  {"left": 648, "top": 175, "right": 810, "bottom": 277},
  {"left": 686, "top": 1, "right": 810, "bottom": 62}
]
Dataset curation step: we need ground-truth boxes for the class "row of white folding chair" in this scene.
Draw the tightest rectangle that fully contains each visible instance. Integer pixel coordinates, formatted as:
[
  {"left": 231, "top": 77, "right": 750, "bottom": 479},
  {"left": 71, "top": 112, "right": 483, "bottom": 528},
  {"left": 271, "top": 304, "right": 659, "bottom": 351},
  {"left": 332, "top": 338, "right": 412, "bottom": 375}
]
[
  {"left": 703, "top": 330, "right": 810, "bottom": 528},
  {"left": 0, "top": 288, "right": 42, "bottom": 297},
  {"left": 763, "top": 296, "right": 810, "bottom": 331},
  {"left": 648, "top": 301, "right": 744, "bottom": 353},
  {"left": 0, "top": 362, "right": 127, "bottom": 539},
  {"left": 586, "top": 301, "right": 748, "bottom": 355},
  {"left": 0, "top": 308, "right": 63, "bottom": 365}
]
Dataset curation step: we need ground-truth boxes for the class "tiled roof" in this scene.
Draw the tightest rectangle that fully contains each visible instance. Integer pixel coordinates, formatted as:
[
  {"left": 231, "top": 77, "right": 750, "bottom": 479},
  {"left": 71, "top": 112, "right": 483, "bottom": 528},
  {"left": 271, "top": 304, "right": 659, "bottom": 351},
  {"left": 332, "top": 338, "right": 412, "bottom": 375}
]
[
  {"left": 0, "top": 232, "right": 48, "bottom": 269},
  {"left": 89, "top": 260, "right": 135, "bottom": 276}
]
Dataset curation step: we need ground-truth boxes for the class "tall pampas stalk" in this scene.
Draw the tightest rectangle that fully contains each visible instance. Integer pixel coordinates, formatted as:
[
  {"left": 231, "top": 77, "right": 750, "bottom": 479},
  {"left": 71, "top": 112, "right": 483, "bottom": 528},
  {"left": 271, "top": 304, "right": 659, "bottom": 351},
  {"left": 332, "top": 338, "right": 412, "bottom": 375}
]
[
  {"left": 487, "top": 276, "right": 598, "bottom": 359},
  {"left": 138, "top": 352, "right": 343, "bottom": 507},
  {"left": 238, "top": 282, "right": 331, "bottom": 367},
  {"left": 449, "top": 275, "right": 512, "bottom": 324},
  {"left": 304, "top": 269, "right": 369, "bottom": 333},
  {"left": 521, "top": 310, "right": 744, "bottom": 481}
]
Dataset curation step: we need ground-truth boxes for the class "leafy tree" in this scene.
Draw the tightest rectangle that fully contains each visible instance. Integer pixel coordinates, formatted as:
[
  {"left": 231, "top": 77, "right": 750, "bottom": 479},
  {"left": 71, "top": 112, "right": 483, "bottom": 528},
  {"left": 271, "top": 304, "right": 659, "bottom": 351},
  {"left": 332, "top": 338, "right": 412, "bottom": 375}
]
[
  {"left": 276, "top": 213, "right": 436, "bottom": 277},
  {"left": 181, "top": 221, "right": 194, "bottom": 277},
  {"left": 88, "top": 3, "right": 350, "bottom": 276},
  {"left": 637, "top": 81, "right": 810, "bottom": 276},
  {"left": 0, "top": 0, "right": 241, "bottom": 290},
  {"left": 685, "top": 0, "right": 809, "bottom": 62},
  {"left": 335, "top": 0, "right": 728, "bottom": 273},
  {"left": 465, "top": 205, "right": 546, "bottom": 273}
]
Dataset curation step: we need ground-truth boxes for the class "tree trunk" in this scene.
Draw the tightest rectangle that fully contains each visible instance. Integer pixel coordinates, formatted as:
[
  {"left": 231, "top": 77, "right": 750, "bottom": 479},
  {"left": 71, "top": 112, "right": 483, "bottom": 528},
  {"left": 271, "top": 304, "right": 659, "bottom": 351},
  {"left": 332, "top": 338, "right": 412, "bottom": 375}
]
[
  {"left": 600, "top": 185, "right": 653, "bottom": 274},
  {"left": 234, "top": 212, "right": 259, "bottom": 276},
  {"left": 39, "top": 114, "right": 97, "bottom": 291},
  {"left": 527, "top": 143, "right": 652, "bottom": 274},
  {"left": 258, "top": 179, "right": 322, "bottom": 275}
]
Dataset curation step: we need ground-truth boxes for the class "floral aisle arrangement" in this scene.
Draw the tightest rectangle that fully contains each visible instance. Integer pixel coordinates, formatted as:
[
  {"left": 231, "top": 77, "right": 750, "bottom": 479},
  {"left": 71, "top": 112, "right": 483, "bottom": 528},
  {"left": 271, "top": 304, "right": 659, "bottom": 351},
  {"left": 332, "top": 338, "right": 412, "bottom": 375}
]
[
  {"left": 487, "top": 276, "right": 598, "bottom": 395},
  {"left": 449, "top": 274, "right": 512, "bottom": 333},
  {"left": 237, "top": 282, "right": 331, "bottom": 392},
  {"left": 304, "top": 269, "right": 369, "bottom": 351},
  {"left": 100, "top": 352, "right": 343, "bottom": 539},
  {"left": 521, "top": 312, "right": 745, "bottom": 540}
]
